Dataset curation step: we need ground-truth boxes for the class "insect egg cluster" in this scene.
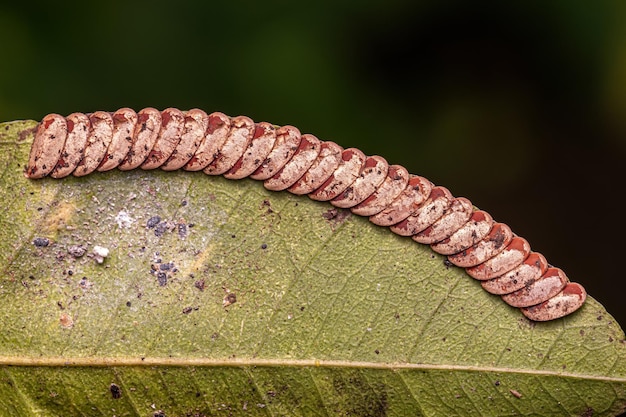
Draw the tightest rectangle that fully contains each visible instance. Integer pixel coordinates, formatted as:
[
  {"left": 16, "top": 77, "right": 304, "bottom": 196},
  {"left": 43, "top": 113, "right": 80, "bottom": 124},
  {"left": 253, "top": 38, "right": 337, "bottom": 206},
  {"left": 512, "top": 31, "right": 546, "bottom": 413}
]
[{"left": 25, "top": 107, "right": 587, "bottom": 321}]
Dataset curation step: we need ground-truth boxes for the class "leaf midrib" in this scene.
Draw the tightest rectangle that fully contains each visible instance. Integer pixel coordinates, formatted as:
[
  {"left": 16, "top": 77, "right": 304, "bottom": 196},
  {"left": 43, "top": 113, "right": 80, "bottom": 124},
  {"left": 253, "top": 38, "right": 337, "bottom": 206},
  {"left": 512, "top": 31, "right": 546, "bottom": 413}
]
[{"left": 0, "top": 356, "right": 623, "bottom": 382}]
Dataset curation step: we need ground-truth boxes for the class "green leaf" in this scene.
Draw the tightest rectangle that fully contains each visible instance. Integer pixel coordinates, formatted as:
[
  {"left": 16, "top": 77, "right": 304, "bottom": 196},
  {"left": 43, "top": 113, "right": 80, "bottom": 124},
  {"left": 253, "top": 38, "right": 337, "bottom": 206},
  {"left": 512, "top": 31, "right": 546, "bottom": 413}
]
[{"left": 1, "top": 119, "right": 626, "bottom": 416}]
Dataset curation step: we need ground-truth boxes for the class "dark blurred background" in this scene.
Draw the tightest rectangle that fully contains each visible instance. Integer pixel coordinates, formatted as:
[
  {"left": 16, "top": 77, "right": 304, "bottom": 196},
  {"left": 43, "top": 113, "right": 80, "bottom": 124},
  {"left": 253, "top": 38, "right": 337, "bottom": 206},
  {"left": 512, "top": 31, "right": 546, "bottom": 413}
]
[{"left": 1, "top": 1, "right": 625, "bottom": 327}]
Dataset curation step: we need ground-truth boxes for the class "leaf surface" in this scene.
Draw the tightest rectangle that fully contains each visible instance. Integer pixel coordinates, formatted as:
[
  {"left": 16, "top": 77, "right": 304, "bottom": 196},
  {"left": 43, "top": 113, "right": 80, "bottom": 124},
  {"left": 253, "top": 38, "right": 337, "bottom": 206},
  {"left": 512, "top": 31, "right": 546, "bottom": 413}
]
[{"left": 1, "top": 120, "right": 626, "bottom": 416}]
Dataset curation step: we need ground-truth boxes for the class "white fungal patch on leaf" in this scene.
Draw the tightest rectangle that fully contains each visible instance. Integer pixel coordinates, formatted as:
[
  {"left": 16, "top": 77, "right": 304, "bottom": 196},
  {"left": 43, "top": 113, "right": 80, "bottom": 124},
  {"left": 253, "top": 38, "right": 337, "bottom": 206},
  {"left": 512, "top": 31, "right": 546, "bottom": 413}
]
[
  {"left": 115, "top": 210, "right": 135, "bottom": 229},
  {"left": 93, "top": 245, "right": 110, "bottom": 264}
]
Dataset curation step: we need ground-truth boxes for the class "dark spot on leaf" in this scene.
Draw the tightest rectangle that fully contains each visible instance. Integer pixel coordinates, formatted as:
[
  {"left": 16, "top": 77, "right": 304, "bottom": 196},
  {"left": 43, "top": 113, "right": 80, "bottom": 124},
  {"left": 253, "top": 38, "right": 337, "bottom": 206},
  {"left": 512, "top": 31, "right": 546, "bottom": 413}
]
[
  {"left": 322, "top": 208, "right": 339, "bottom": 220},
  {"left": 580, "top": 407, "right": 594, "bottom": 417},
  {"left": 153, "top": 412, "right": 165, "bottom": 417},
  {"left": 177, "top": 223, "right": 188, "bottom": 238},
  {"left": 494, "top": 380, "right": 500, "bottom": 386},
  {"left": 109, "top": 383, "right": 121, "bottom": 399},
  {"left": 18, "top": 125, "right": 36, "bottom": 142},
  {"left": 126, "top": 301, "right": 131, "bottom": 307},
  {"left": 33, "top": 237, "right": 49, "bottom": 247},
  {"left": 157, "top": 272, "right": 167, "bottom": 286},
  {"left": 443, "top": 259, "right": 453, "bottom": 268},
  {"left": 223, "top": 293, "right": 237, "bottom": 307},
  {"left": 322, "top": 208, "right": 351, "bottom": 227},
  {"left": 195, "top": 280, "right": 205, "bottom": 291},
  {"left": 79, "top": 277, "right": 91, "bottom": 289},
  {"left": 183, "top": 307, "right": 193, "bottom": 314},
  {"left": 154, "top": 222, "right": 168, "bottom": 237},
  {"left": 261, "top": 243, "right": 267, "bottom": 250},
  {"left": 331, "top": 371, "right": 388, "bottom": 416},
  {"left": 146, "top": 216, "right": 161, "bottom": 228}
]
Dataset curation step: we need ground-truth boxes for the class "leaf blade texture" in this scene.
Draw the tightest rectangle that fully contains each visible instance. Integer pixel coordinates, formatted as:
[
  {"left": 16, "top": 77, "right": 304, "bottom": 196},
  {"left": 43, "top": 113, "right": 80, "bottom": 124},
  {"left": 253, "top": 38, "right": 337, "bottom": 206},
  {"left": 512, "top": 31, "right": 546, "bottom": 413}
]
[{"left": 1, "top": 120, "right": 625, "bottom": 416}]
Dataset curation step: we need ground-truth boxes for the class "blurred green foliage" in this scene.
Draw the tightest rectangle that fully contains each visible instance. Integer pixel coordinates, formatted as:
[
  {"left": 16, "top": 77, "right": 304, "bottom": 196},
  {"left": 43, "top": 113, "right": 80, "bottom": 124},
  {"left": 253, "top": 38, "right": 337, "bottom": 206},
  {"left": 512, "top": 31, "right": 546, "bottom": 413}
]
[{"left": 1, "top": 0, "right": 625, "bottom": 322}]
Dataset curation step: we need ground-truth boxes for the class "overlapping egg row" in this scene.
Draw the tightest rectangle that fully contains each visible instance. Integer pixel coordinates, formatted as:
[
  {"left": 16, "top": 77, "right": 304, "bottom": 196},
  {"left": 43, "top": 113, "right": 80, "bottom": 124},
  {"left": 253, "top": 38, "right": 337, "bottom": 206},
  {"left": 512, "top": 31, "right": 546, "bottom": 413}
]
[{"left": 26, "top": 107, "right": 587, "bottom": 321}]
